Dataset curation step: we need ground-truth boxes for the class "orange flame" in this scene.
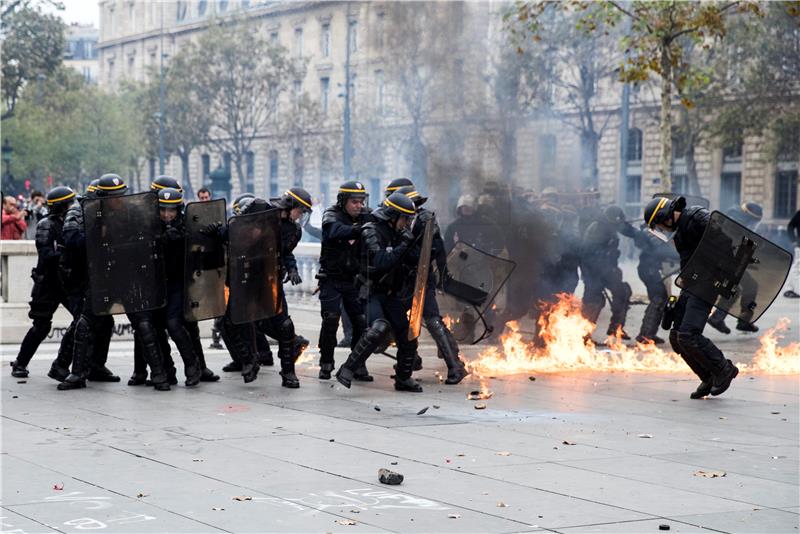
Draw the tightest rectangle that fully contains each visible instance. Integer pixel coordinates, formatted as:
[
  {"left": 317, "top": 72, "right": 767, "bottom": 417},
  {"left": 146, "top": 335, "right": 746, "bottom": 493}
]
[
  {"left": 466, "top": 293, "right": 799, "bottom": 376},
  {"left": 739, "top": 318, "right": 800, "bottom": 374}
]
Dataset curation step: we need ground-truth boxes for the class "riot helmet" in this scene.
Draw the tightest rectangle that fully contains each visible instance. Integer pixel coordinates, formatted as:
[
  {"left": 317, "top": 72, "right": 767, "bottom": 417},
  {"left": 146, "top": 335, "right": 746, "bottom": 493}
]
[
  {"left": 46, "top": 186, "right": 76, "bottom": 215},
  {"left": 157, "top": 187, "right": 183, "bottom": 223},
  {"left": 604, "top": 205, "right": 626, "bottom": 225},
  {"left": 273, "top": 187, "right": 312, "bottom": 223},
  {"left": 232, "top": 193, "right": 255, "bottom": 215},
  {"left": 396, "top": 185, "right": 428, "bottom": 208},
  {"left": 644, "top": 196, "right": 686, "bottom": 242},
  {"left": 384, "top": 177, "right": 414, "bottom": 197},
  {"left": 95, "top": 174, "right": 128, "bottom": 197},
  {"left": 741, "top": 202, "right": 763, "bottom": 224},
  {"left": 151, "top": 175, "right": 183, "bottom": 192},
  {"left": 374, "top": 192, "right": 416, "bottom": 230}
]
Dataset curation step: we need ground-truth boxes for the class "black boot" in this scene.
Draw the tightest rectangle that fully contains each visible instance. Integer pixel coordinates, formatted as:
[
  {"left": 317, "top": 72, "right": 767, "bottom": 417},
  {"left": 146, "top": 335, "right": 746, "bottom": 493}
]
[
  {"left": 189, "top": 323, "right": 220, "bottom": 382},
  {"left": 241, "top": 362, "right": 260, "bottom": 383},
  {"left": 353, "top": 365, "right": 374, "bottom": 381},
  {"left": 293, "top": 335, "right": 310, "bottom": 361},
  {"left": 336, "top": 365, "right": 355, "bottom": 388},
  {"left": 735, "top": 320, "right": 758, "bottom": 333},
  {"left": 134, "top": 317, "right": 171, "bottom": 391},
  {"left": 257, "top": 350, "right": 274, "bottom": 366},
  {"left": 200, "top": 368, "right": 220, "bottom": 382},
  {"left": 222, "top": 360, "right": 242, "bottom": 372},
  {"left": 279, "top": 338, "right": 300, "bottom": 388},
  {"left": 319, "top": 362, "right": 334, "bottom": 380},
  {"left": 412, "top": 354, "right": 423, "bottom": 371},
  {"left": 48, "top": 361, "right": 69, "bottom": 382},
  {"left": 427, "top": 317, "right": 468, "bottom": 385},
  {"left": 394, "top": 343, "right": 423, "bottom": 393},
  {"left": 336, "top": 320, "right": 389, "bottom": 388},
  {"left": 88, "top": 366, "right": 121, "bottom": 382},
  {"left": 127, "top": 372, "right": 148, "bottom": 386},
  {"left": 57, "top": 373, "right": 86, "bottom": 390},
  {"left": 707, "top": 314, "right": 731, "bottom": 334},
  {"left": 690, "top": 381, "right": 712, "bottom": 399},
  {"left": 394, "top": 377, "right": 423, "bottom": 392},
  {"left": 710, "top": 360, "right": 739, "bottom": 396},
  {"left": 10, "top": 361, "right": 29, "bottom": 378}
]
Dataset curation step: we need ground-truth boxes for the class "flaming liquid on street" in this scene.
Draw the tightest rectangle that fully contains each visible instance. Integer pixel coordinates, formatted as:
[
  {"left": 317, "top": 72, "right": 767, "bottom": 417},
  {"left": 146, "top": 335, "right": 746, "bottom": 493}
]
[{"left": 465, "top": 294, "right": 800, "bottom": 377}]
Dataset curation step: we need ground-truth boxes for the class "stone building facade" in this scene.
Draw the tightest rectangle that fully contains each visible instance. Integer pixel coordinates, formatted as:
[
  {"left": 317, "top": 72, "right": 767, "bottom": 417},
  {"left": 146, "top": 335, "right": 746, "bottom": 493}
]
[{"left": 97, "top": 0, "right": 798, "bottom": 225}]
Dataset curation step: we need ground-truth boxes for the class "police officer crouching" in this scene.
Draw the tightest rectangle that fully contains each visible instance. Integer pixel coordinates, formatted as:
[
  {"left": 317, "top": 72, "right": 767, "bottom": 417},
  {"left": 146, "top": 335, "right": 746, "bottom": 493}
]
[
  {"left": 336, "top": 192, "right": 423, "bottom": 392},
  {"left": 644, "top": 196, "right": 739, "bottom": 398},
  {"left": 316, "top": 181, "right": 371, "bottom": 380}
]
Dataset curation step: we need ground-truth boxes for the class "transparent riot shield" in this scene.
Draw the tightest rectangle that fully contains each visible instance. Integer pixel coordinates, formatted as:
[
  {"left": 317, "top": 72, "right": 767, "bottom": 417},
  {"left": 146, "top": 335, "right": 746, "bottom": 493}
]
[
  {"left": 83, "top": 192, "right": 165, "bottom": 315},
  {"left": 440, "top": 242, "right": 516, "bottom": 343},
  {"left": 408, "top": 217, "right": 434, "bottom": 341},
  {"left": 183, "top": 199, "right": 227, "bottom": 322},
  {"left": 227, "top": 209, "right": 281, "bottom": 325},
  {"left": 652, "top": 192, "right": 710, "bottom": 209},
  {"left": 676, "top": 211, "right": 793, "bottom": 323}
]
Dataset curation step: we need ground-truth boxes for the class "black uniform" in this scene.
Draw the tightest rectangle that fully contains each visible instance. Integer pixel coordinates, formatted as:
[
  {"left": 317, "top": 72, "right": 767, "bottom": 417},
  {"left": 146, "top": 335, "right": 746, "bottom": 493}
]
[
  {"left": 668, "top": 206, "right": 738, "bottom": 396},
  {"left": 413, "top": 207, "right": 467, "bottom": 384},
  {"left": 316, "top": 205, "right": 370, "bottom": 378},
  {"left": 580, "top": 214, "right": 633, "bottom": 337},
  {"left": 632, "top": 224, "right": 678, "bottom": 342},
  {"left": 443, "top": 211, "right": 504, "bottom": 254},
  {"left": 336, "top": 211, "right": 422, "bottom": 391},
  {"left": 11, "top": 206, "right": 79, "bottom": 377}
]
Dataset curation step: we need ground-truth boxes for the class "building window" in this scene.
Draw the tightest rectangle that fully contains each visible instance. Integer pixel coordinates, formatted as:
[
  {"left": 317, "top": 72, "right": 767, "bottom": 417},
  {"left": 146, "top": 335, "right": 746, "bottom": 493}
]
[
  {"left": 321, "top": 22, "right": 331, "bottom": 58},
  {"left": 269, "top": 150, "right": 279, "bottom": 197},
  {"left": 672, "top": 174, "right": 688, "bottom": 194},
  {"left": 245, "top": 150, "right": 255, "bottom": 193},
  {"left": 348, "top": 19, "right": 358, "bottom": 53},
  {"left": 148, "top": 158, "right": 156, "bottom": 181},
  {"left": 538, "top": 134, "right": 556, "bottom": 182},
  {"left": 218, "top": 0, "right": 228, "bottom": 13},
  {"left": 723, "top": 143, "right": 743, "bottom": 161},
  {"left": 627, "top": 128, "right": 643, "bottom": 162},
  {"left": 107, "top": 60, "right": 114, "bottom": 84},
  {"left": 294, "top": 27, "right": 303, "bottom": 58},
  {"left": 376, "top": 12, "right": 385, "bottom": 48},
  {"left": 270, "top": 31, "right": 279, "bottom": 43},
  {"left": 241, "top": 0, "right": 250, "bottom": 8},
  {"left": 223, "top": 152, "right": 231, "bottom": 172},
  {"left": 202, "top": 154, "right": 211, "bottom": 183},
  {"left": 176, "top": 1, "right": 187, "bottom": 21},
  {"left": 293, "top": 80, "right": 302, "bottom": 108},
  {"left": 293, "top": 148, "right": 304, "bottom": 186},
  {"left": 268, "top": 82, "right": 279, "bottom": 115},
  {"left": 127, "top": 55, "right": 135, "bottom": 77},
  {"left": 774, "top": 170, "right": 798, "bottom": 219},
  {"left": 128, "top": 2, "right": 135, "bottom": 28},
  {"left": 320, "top": 77, "right": 330, "bottom": 113},
  {"left": 82, "top": 67, "right": 92, "bottom": 82},
  {"left": 374, "top": 69, "right": 384, "bottom": 113},
  {"left": 720, "top": 172, "right": 741, "bottom": 211},
  {"left": 319, "top": 149, "right": 331, "bottom": 207},
  {"left": 198, "top": 0, "right": 207, "bottom": 16},
  {"left": 625, "top": 174, "right": 641, "bottom": 205},
  {"left": 671, "top": 130, "right": 687, "bottom": 162}
]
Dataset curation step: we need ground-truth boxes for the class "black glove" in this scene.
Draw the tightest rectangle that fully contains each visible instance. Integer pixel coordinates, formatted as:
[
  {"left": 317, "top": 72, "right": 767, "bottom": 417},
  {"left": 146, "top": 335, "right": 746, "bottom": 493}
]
[
  {"left": 200, "top": 221, "right": 223, "bottom": 236},
  {"left": 400, "top": 228, "right": 415, "bottom": 246},
  {"left": 351, "top": 223, "right": 362, "bottom": 237},
  {"left": 164, "top": 226, "right": 183, "bottom": 241},
  {"left": 284, "top": 267, "right": 302, "bottom": 285}
]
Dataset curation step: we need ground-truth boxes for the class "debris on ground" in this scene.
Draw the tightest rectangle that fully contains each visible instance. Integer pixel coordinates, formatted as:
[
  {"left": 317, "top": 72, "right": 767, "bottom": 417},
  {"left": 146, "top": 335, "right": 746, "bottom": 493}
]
[
  {"left": 637, "top": 434, "right": 653, "bottom": 438},
  {"left": 136, "top": 493, "right": 148, "bottom": 498},
  {"left": 562, "top": 440, "right": 576, "bottom": 445},
  {"left": 467, "top": 390, "right": 493, "bottom": 400},
  {"left": 378, "top": 468, "right": 404, "bottom": 485},
  {"left": 232, "top": 496, "right": 252, "bottom": 501},
  {"left": 694, "top": 470, "right": 726, "bottom": 478},
  {"left": 474, "top": 403, "right": 487, "bottom": 410},
  {"left": 496, "top": 451, "right": 512, "bottom": 457},
  {"left": 417, "top": 407, "right": 429, "bottom": 415},
  {"left": 448, "top": 514, "right": 461, "bottom": 519},
  {"left": 659, "top": 525, "right": 670, "bottom": 531},
  {"left": 336, "top": 519, "right": 357, "bottom": 526},
  {"left": 374, "top": 405, "right": 381, "bottom": 411},
  {"left": 52, "top": 483, "right": 63, "bottom": 491},
  {"left": 528, "top": 376, "right": 536, "bottom": 381}
]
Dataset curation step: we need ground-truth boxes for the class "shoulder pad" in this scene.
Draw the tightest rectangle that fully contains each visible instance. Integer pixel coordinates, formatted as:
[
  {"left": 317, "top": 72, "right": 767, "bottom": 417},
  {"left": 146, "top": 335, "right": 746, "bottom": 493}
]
[{"left": 322, "top": 207, "right": 342, "bottom": 225}]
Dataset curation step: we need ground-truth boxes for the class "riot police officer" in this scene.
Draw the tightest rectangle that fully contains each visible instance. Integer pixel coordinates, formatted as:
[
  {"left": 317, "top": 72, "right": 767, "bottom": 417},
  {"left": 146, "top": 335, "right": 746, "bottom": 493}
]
[
  {"left": 632, "top": 223, "right": 678, "bottom": 344},
  {"left": 316, "top": 181, "right": 371, "bottom": 380},
  {"left": 156, "top": 187, "right": 203, "bottom": 386},
  {"left": 336, "top": 192, "right": 423, "bottom": 392},
  {"left": 10, "top": 186, "right": 80, "bottom": 378},
  {"left": 443, "top": 194, "right": 504, "bottom": 253},
  {"left": 580, "top": 206, "right": 633, "bottom": 339},
  {"left": 399, "top": 186, "right": 468, "bottom": 384},
  {"left": 645, "top": 196, "right": 739, "bottom": 398},
  {"left": 58, "top": 174, "right": 127, "bottom": 390}
]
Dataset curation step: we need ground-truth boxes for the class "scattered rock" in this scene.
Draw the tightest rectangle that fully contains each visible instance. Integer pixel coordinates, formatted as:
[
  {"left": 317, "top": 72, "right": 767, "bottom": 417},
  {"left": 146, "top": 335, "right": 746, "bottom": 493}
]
[
  {"left": 232, "top": 496, "right": 252, "bottom": 501},
  {"left": 192, "top": 458, "right": 203, "bottom": 462},
  {"left": 496, "top": 451, "right": 512, "bottom": 457},
  {"left": 448, "top": 514, "right": 461, "bottom": 519},
  {"left": 694, "top": 470, "right": 726, "bottom": 478},
  {"left": 11, "top": 396, "right": 18, "bottom": 399},
  {"left": 211, "top": 507, "right": 225, "bottom": 511},
  {"left": 433, "top": 405, "right": 440, "bottom": 409},
  {"left": 562, "top": 440, "right": 576, "bottom": 446},
  {"left": 467, "top": 390, "right": 493, "bottom": 400},
  {"left": 329, "top": 439, "right": 335, "bottom": 442},
  {"left": 417, "top": 407, "right": 429, "bottom": 415},
  {"left": 771, "top": 411, "right": 781, "bottom": 415},
  {"left": 528, "top": 376, "right": 536, "bottom": 381},
  {"left": 659, "top": 524, "right": 670, "bottom": 530},
  {"left": 374, "top": 405, "right": 381, "bottom": 411},
  {"left": 335, "top": 519, "right": 357, "bottom": 526},
  {"left": 16, "top": 380, "right": 26, "bottom": 384},
  {"left": 637, "top": 434, "right": 653, "bottom": 438},
  {"left": 497, "top": 501, "right": 507, "bottom": 507},
  {"left": 136, "top": 493, "right": 149, "bottom": 498},
  {"left": 52, "top": 483, "right": 63, "bottom": 491},
  {"left": 390, "top": 461, "right": 398, "bottom": 465},
  {"left": 378, "top": 468, "right": 404, "bottom": 485},
  {"left": 474, "top": 403, "right": 487, "bottom": 410}
]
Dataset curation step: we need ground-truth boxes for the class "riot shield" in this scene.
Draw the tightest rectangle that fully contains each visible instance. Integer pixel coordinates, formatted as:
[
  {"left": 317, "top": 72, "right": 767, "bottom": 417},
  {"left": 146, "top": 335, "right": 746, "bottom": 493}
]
[
  {"left": 408, "top": 217, "right": 434, "bottom": 341},
  {"left": 652, "top": 192, "right": 710, "bottom": 209},
  {"left": 227, "top": 209, "right": 281, "bottom": 325},
  {"left": 184, "top": 199, "right": 227, "bottom": 322},
  {"left": 83, "top": 192, "right": 165, "bottom": 315},
  {"left": 440, "top": 242, "right": 516, "bottom": 343},
  {"left": 675, "top": 210, "right": 793, "bottom": 323}
]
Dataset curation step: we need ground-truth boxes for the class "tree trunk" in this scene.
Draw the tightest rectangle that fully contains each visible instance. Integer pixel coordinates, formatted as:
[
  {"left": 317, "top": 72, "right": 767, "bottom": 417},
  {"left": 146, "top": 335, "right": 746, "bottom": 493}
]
[
  {"left": 179, "top": 151, "right": 195, "bottom": 200},
  {"left": 233, "top": 155, "right": 246, "bottom": 196},
  {"left": 659, "top": 43, "right": 673, "bottom": 192}
]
